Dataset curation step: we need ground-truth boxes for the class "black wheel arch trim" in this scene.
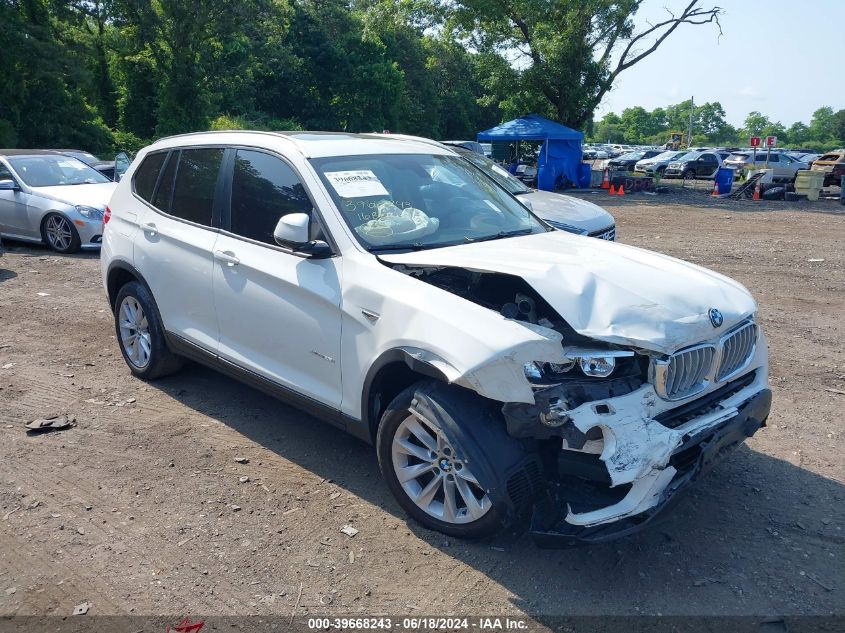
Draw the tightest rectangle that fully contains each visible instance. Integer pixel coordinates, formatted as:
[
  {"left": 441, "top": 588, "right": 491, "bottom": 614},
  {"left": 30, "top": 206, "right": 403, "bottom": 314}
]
[
  {"left": 361, "top": 348, "right": 451, "bottom": 441},
  {"left": 106, "top": 259, "right": 154, "bottom": 312}
]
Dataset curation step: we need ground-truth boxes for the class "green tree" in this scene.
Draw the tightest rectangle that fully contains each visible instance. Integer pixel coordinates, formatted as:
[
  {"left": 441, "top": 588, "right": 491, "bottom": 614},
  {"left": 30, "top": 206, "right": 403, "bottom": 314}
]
[{"left": 433, "top": 0, "right": 722, "bottom": 127}]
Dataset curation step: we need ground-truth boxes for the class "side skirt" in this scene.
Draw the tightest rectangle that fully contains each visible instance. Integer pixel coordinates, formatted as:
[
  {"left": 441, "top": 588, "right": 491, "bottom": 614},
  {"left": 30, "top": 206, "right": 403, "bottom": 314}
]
[{"left": 164, "top": 332, "right": 371, "bottom": 443}]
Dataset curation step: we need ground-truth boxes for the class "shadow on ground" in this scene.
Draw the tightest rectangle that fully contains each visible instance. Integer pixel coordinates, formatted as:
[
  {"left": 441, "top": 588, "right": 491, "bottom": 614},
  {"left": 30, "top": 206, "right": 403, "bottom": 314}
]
[{"left": 147, "top": 364, "right": 844, "bottom": 618}]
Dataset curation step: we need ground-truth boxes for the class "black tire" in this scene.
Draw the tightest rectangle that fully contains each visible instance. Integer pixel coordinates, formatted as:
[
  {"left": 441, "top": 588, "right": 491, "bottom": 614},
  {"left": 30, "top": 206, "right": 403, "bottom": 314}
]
[
  {"left": 376, "top": 382, "right": 504, "bottom": 539},
  {"left": 683, "top": 169, "right": 696, "bottom": 181},
  {"left": 656, "top": 166, "right": 666, "bottom": 176},
  {"left": 41, "top": 213, "right": 81, "bottom": 253},
  {"left": 113, "top": 281, "right": 183, "bottom": 379}
]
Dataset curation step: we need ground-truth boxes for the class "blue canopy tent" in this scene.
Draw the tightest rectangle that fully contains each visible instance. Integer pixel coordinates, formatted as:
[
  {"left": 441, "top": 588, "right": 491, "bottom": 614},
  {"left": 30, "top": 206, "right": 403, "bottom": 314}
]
[{"left": 476, "top": 114, "right": 585, "bottom": 191}]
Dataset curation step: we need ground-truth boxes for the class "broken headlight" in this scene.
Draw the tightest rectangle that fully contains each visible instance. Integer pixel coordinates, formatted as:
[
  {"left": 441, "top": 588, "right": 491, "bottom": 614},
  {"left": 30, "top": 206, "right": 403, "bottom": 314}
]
[
  {"left": 579, "top": 356, "right": 616, "bottom": 377},
  {"left": 524, "top": 350, "right": 636, "bottom": 383}
]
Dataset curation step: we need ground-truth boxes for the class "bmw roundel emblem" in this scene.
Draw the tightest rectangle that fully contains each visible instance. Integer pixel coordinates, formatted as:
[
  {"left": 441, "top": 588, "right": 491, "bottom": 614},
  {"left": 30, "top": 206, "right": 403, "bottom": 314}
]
[{"left": 709, "top": 308, "right": 724, "bottom": 328}]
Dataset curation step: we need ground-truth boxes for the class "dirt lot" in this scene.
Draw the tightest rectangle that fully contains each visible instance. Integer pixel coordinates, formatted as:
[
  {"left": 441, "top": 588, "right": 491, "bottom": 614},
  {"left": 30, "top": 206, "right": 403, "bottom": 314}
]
[{"left": 0, "top": 192, "right": 843, "bottom": 622}]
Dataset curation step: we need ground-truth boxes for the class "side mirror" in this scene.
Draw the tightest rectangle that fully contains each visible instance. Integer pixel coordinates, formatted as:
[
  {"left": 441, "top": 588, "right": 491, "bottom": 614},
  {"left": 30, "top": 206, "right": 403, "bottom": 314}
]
[
  {"left": 273, "top": 212, "right": 333, "bottom": 258},
  {"left": 0, "top": 179, "right": 19, "bottom": 191}
]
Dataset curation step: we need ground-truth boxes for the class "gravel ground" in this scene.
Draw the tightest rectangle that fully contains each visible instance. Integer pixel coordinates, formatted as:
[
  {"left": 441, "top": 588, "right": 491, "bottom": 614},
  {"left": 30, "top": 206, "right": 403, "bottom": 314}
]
[{"left": 0, "top": 193, "right": 843, "bottom": 622}]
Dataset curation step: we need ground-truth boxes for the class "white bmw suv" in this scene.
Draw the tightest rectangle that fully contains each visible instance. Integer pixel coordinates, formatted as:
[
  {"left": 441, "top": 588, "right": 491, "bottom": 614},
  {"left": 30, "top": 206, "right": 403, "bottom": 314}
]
[{"left": 102, "top": 131, "right": 771, "bottom": 546}]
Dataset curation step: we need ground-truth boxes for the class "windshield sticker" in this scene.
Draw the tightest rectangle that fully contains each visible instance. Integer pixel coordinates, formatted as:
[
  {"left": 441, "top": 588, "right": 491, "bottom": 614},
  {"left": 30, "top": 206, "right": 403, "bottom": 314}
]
[{"left": 325, "top": 170, "right": 389, "bottom": 198}]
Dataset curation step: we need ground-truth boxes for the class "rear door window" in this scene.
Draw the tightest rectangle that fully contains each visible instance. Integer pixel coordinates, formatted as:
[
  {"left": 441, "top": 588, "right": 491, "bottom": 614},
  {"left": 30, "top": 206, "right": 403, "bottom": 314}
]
[
  {"left": 133, "top": 152, "right": 167, "bottom": 203},
  {"left": 228, "top": 149, "right": 312, "bottom": 245},
  {"left": 168, "top": 148, "right": 224, "bottom": 226}
]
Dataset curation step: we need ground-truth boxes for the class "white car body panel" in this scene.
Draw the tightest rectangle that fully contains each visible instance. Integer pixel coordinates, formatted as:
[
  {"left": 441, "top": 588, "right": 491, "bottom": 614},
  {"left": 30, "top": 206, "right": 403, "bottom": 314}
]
[
  {"left": 102, "top": 131, "right": 770, "bottom": 538},
  {"left": 379, "top": 231, "right": 756, "bottom": 355}
]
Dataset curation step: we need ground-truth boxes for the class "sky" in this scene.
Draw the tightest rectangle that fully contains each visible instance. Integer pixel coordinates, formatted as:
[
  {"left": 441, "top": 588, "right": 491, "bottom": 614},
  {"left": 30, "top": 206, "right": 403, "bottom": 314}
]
[{"left": 596, "top": 0, "right": 845, "bottom": 126}]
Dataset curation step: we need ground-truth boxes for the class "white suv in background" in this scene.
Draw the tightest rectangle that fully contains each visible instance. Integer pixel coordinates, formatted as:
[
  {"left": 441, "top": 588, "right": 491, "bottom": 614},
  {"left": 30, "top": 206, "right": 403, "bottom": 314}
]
[{"left": 101, "top": 131, "right": 771, "bottom": 546}]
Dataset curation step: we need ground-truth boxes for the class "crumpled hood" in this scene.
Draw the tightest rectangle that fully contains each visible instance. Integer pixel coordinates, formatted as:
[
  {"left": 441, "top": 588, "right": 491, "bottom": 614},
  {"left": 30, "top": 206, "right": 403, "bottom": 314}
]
[
  {"left": 522, "top": 191, "right": 615, "bottom": 234},
  {"left": 32, "top": 183, "right": 117, "bottom": 209},
  {"left": 380, "top": 231, "right": 756, "bottom": 354}
]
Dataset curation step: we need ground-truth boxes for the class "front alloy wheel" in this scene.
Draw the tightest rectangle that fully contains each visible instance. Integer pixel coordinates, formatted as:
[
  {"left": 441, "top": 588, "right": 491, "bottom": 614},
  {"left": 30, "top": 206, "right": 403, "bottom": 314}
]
[
  {"left": 391, "top": 411, "right": 491, "bottom": 525},
  {"left": 43, "top": 213, "right": 81, "bottom": 253},
  {"left": 377, "top": 382, "right": 504, "bottom": 539}
]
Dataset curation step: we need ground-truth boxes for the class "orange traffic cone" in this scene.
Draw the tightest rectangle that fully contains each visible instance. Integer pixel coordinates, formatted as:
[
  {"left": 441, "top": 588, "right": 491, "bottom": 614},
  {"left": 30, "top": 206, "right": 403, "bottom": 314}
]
[
  {"left": 617, "top": 184, "right": 625, "bottom": 196},
  {"left": 711, "top": 180, "right": 720, "bottom": 197},
  {"left": 608, "top": 184, "right": 616, "bottom": 195},
  {"left": 752, "top": 181, "right": 761, "bottom": 201},
  {"left": 600, "top": 169, "right": 610, "bottom": 189}
]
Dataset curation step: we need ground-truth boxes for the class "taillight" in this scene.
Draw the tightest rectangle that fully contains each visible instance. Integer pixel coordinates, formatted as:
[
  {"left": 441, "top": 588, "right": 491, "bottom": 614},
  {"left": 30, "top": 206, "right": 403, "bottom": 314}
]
[{"left": 104, "top": 206, "right": 111, "bottom": 224}]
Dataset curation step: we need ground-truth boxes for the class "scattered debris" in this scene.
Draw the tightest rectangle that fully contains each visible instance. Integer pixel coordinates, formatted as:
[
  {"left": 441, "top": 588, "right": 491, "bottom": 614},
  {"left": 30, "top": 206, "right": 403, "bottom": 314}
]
[
  {"left": 490, "top": 546, "right": 505, "bottom": 552},
  {"left": 238, "top": 476, "right": 250, "bottom": 484},
  {"left": 5, "top": 587, "right": 16, "bottom": 595},
  {"left": 340, "top": 525, "right": 359, "bottom": 537},
  {"left": 72, "top": 602, "right": 91, "bottom": 615},
  {"left": 806, "top": 573, "right": 833, "bottom": 592},
  {"left": 36, "top": 292, "right": 50, "bottom": 297},
  {"left": 807, "top": 259, "right": 825, "bottom": 263},
  {"left": 25, "top": 415, "right": 76, "bottom": 434},
  {"left": 234, "top": 457, "right": 249, "bottom": 464},
  {"left": 824, "top": 388, "right": 845, "bottom": 396},
  {"left": 2, "top": 363, "right": 14, "bottom": 370},
  {"left": 290, "top": 582, "right": 303, "bottom": 625},
  {"left": 348, "top": 551, "right": 355, "bottom": 564},
  {"left": 329, "top": 492, "right": 341, "bottom": 500},
  {"left": 230, "top": 505, "right": 242, "bottom": 512}
]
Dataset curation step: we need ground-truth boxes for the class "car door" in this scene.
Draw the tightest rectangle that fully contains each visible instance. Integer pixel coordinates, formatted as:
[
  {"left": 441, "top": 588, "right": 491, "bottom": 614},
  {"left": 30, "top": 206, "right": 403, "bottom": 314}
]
[
  {"left": 0, "top": 162, "right": 36, "bottom": 238},
  {"left": 132, "top": 148, "right": 224, "bottom": 352},
  {"left": 212, "top": 148, "right": 343, "bottom": 408},
  {"left": 697, "top": 153, "right": 719, "bottom": 177}
]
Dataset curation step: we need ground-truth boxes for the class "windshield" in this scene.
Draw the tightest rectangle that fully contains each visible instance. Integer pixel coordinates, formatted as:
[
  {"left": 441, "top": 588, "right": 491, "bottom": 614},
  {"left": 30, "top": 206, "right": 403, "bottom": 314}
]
[
  {"left": 619, "top": 150, "right": 645, "bottom": 160},
  {"left": 64, "top": 151, "right": 100, "bottom": 165},
  {"left": 312, "top": 153, "right": 547, "bottom": 251},
  {"left": 457, "top": 151, "right": 529, "bottom": 195},
  {"left": 9, "top": 155, "right": 110, "bottom": 186}
]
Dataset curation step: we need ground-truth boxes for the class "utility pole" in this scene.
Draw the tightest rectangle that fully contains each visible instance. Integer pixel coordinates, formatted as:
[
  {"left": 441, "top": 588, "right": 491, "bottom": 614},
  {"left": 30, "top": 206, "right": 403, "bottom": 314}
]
[{"left": 687, "top": 96, "right": 695, "bottom": 148}]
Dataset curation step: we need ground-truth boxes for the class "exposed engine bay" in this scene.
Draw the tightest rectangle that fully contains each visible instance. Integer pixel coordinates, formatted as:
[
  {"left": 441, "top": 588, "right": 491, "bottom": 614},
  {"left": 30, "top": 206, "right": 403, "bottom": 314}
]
[{"left": 385, "top": 261, "right": 770, "bottom": 546}]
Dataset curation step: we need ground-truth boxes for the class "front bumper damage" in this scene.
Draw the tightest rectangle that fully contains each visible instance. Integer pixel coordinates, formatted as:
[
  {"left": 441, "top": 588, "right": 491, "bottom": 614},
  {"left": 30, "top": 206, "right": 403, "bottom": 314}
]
[
  {"left": 491, "top": 332, "right": 770, "bottom": 547},
  {"left": 530, "top": 386, "right": 770, "bottom": 546}
]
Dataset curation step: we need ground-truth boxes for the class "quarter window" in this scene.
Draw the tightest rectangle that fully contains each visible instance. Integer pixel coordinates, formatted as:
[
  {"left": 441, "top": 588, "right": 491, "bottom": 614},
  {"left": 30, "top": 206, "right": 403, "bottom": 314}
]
[
  {"left": 169, "top": 148, "right": 224, "bottom": 226},
  {"left": 132, "top": 152, "right": 167, "bottom": 203},
  {"left": 229, "top": 150, "right": 311, "bottom": 245}
]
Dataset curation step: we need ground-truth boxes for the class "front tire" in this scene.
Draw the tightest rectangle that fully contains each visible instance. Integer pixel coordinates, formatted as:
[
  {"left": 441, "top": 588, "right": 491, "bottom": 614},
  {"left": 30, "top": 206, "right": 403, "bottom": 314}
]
[
  {"left": 114, "top": 281, "right": 183, "bottom": 379},
  {"left": 376, "top": 382, "right": 504, "bottom": 539},
  {"left": 683, "top": 169, "right": 697, "bottom": 181},
  {"left": 42, "top": 213, "right": 81, "bottom": 253}
]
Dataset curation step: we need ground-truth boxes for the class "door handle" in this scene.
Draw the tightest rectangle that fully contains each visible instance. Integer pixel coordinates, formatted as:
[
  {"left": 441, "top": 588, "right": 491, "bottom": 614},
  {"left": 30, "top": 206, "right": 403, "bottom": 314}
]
[
  {"left": 214, "top": 250, "right": 240, "bottom": 267},
  {"left": 141, "top": 222, "right": 157, "bottom": 236}
]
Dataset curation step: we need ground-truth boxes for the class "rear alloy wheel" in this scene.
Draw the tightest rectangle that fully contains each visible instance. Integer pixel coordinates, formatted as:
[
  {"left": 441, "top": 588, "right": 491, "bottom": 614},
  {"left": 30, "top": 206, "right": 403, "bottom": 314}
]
[
  {"left": 377, "top": 383, "right": 503, "bottom": 539},
  {"left": 114, "top": 281, "right": 183, "bottom": 379},
  {"left": 42, "top": 213, "right": 81, "bottom": 253},
  {"left": 683, "top": 169, "right": 697, "bottom": 181}
]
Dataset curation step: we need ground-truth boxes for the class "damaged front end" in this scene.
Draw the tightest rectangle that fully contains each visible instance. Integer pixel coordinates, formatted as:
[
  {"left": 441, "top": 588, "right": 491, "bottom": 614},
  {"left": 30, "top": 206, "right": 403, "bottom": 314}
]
[{"left": 387, "top": 262, "right": 772, "bottom": 547}]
